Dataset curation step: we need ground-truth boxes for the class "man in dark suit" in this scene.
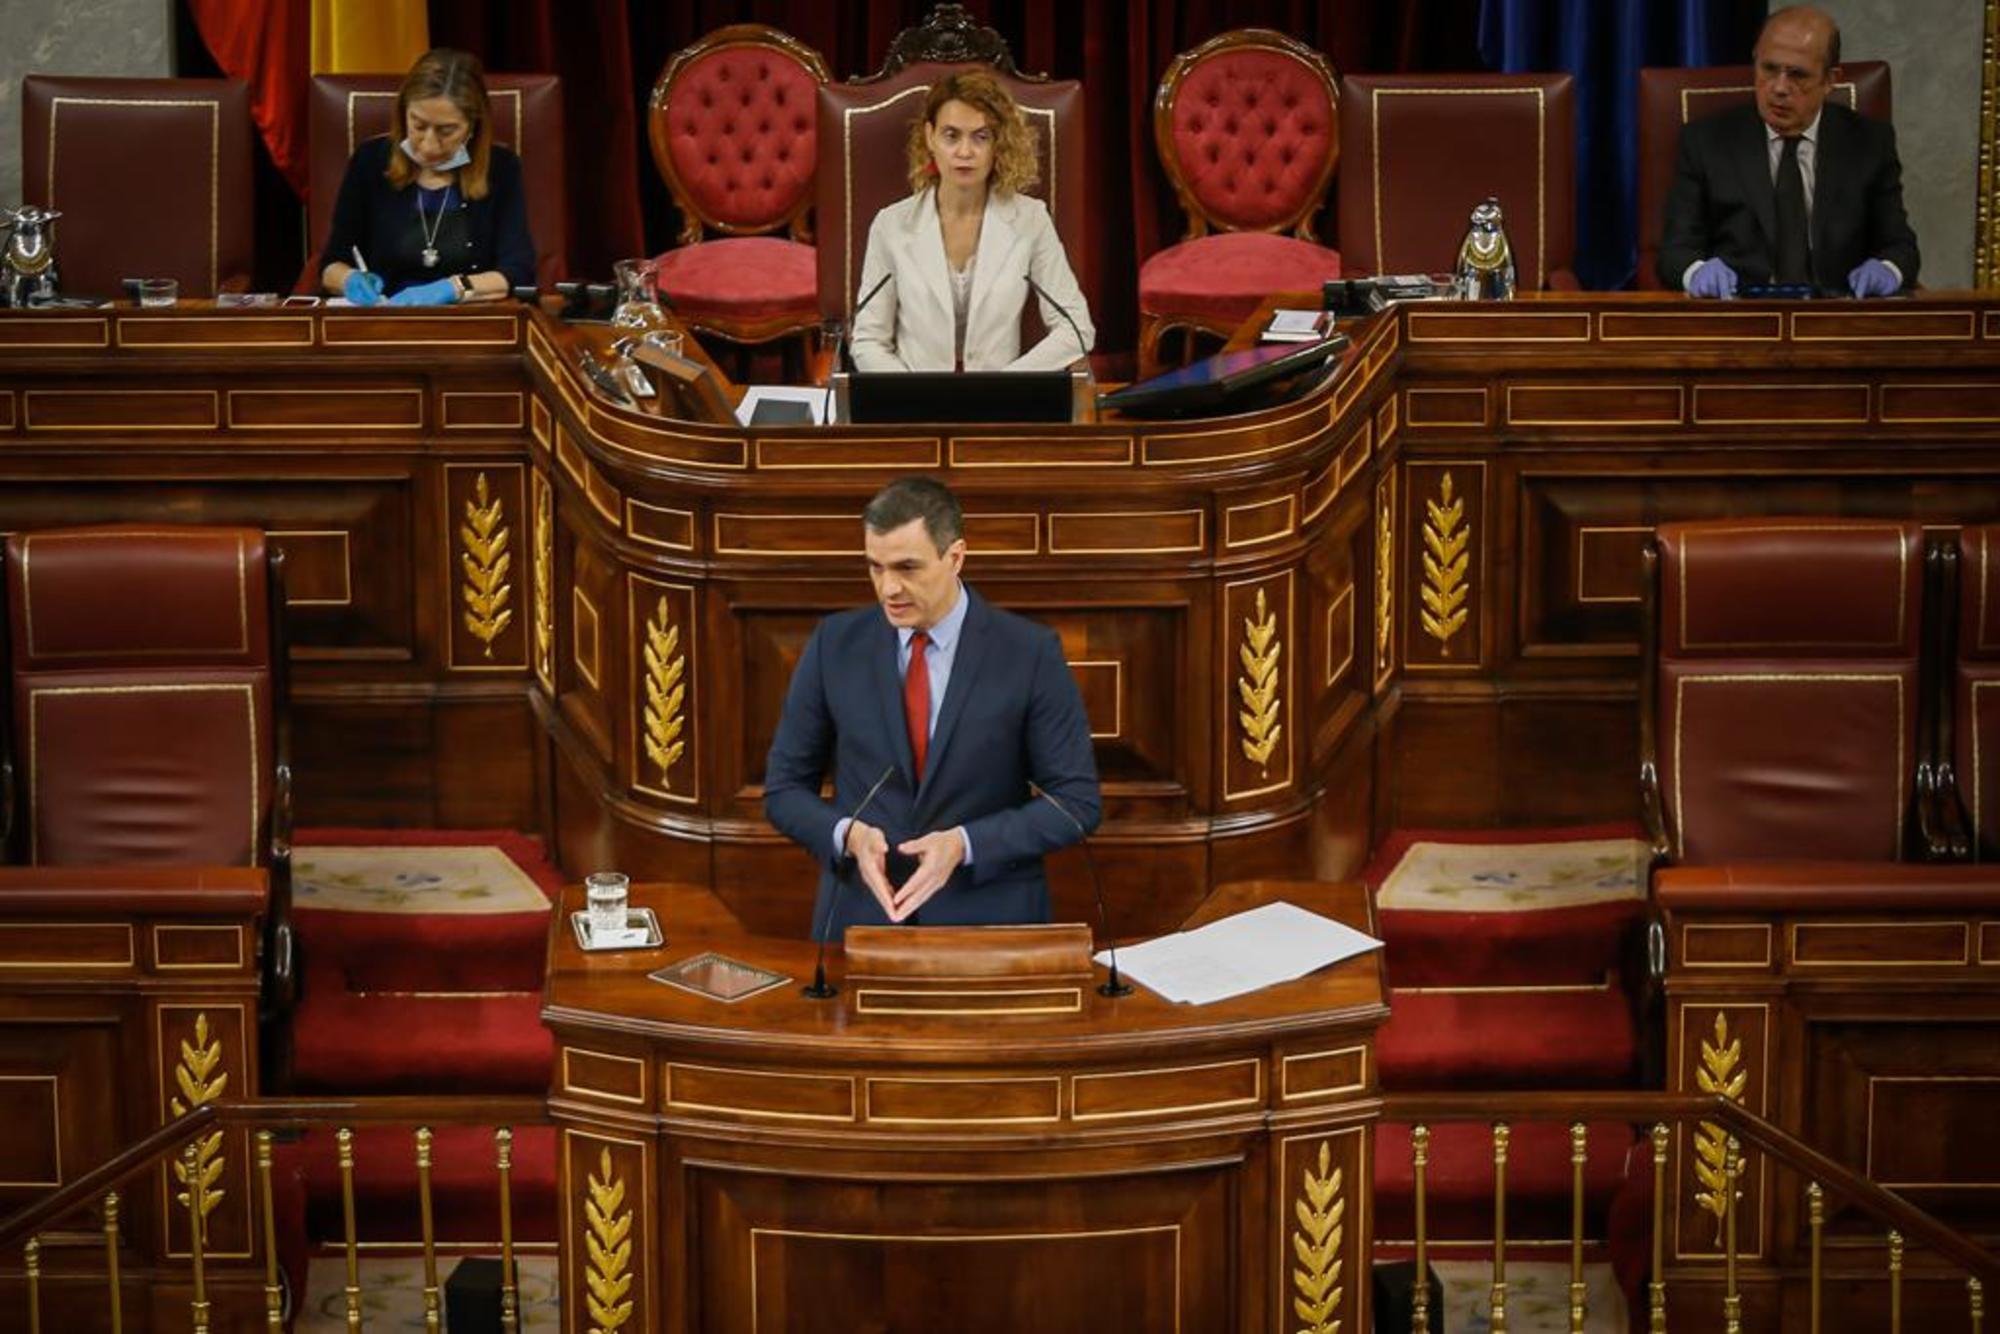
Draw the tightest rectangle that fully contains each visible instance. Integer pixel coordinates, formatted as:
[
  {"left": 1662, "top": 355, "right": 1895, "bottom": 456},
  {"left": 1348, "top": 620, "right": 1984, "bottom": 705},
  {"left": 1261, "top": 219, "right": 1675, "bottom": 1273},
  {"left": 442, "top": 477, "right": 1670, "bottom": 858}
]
[
  {"left": 1658, "top": 4, "right": 1919, "bottom": 298},
  {"left": 764, "top": 476, "right": 1100, "bottom": 933}
]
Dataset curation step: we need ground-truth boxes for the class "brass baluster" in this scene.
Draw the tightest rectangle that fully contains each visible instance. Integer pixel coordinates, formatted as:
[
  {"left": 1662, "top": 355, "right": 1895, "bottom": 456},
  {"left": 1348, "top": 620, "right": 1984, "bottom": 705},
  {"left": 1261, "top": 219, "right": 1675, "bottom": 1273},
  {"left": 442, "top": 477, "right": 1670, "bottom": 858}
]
[
  {"left": 104, "top": 1190, "right": 123, "bottom": 1334},
  {"left": 337, "top": 1127, "right": 362, "bottom": 1333},
  {"left": 186, "top": 1142, "right": 211, "bottom": 1334},
  {"left": 1889, "top": 1230, "right": 1905, "bottom": 1334},
  {"left": 1569, "top": 1122, "right": 1588, "bottom": 1334},
  {"left": 417, "top": 1128, "right": 441, "bottom": 1334},
  {"left": 24, "top": 1236, "right": 41, "bottom": 1334},
  {"left": 1648, "top": 1123, "right": 1669, "bottom": 1334},
  {"left": 497, "top": 1127, "right": 519, "bottom": 1334},
  {"left": 1412, "top": 1124, "right": 1431, "bottom": 1334},
  {"left": 1722, "top": 1138, "right": 1742, "bottom": 1334},
  {"left": 257, "top": 1131, "right": 283, "bottom": 1332},
  {"left": 1807, "top": 1181, "right": 1824, "bottom": 1334},
  {"left": 1491, "top": 1122, "right": 1510, "bottom": 1334},
  {"left": 1970, "top": 1276, "right": 1984, "bottom": 1334}
]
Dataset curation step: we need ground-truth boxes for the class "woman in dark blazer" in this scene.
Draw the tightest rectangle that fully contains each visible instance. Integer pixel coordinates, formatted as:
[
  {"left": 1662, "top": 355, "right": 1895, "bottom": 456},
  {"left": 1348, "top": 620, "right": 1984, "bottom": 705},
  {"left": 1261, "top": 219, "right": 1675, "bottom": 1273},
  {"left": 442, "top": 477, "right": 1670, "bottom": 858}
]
[{"left": 317, "top": 49, "right": 535, "bottom": 306}]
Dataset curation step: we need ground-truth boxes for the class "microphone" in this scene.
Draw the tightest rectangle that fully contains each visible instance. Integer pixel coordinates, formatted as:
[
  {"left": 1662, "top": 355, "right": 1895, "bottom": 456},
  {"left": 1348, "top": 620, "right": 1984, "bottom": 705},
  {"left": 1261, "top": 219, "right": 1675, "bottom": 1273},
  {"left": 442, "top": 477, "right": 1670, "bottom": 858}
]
[
  {"left": 838, "top": 272, "right": 895, "bottom": 373},
  {"left": 1025, "top": 275, "right": 1089, "bottom": 363},
  {"left": 802, "top": 762, "right": 899, "bottom": 999},
  {"left": 1030, "top": 781, "right": 1130, "bottom": 998}
]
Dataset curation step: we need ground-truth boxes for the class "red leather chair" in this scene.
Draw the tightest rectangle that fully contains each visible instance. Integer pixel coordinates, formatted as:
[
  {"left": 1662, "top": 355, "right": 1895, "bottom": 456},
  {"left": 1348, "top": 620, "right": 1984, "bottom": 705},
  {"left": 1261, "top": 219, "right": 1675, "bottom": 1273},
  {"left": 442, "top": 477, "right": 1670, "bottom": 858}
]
[
  {"left": 647, "top": 24, "right": 829, "bottom": 348},
  {"left": 1336, "top": 73, "right": 1578, "bottom": 292},
  {"left": 1634, "top": 62, "right": 1890, "bottom": 290},
  {"left": 0, "top": 525, "right": 293, "bottom": 1034},
  {"left": 303, "top": 73, "right": 567, "bottom": 289},
  {"left": 20, "top": 76, "right": 255, "bottom": 298},
  {"left": 1949, "top": 526, "right": 2000, "bottom": 859},
  {"left": 815, "top": 11, "right": 1086, "bottom": 342},
  {"left": 1641, "top": 519, "right": 1930, "bottom": 865},
  {"left": 1139, "top": 29, "right": 1342, "bottom": 377}
]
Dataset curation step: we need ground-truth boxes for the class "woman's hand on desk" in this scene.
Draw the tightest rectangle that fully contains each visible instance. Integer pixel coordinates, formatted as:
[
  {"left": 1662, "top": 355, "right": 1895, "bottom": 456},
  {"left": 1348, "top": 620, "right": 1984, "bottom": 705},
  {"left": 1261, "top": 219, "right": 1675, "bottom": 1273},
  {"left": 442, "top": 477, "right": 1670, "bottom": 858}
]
[
  {"left": 342, "top": 271, "right": 385, "bottom": 306},
  {"left": 388, "top": 277, "right": 459, "bottom": 306}
]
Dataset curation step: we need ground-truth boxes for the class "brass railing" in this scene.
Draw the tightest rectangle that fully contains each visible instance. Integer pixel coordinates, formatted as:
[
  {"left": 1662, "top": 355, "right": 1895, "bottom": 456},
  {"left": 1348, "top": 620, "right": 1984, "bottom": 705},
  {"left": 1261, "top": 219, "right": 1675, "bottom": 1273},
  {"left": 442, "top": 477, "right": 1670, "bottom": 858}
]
[
  {"left": 1384, "top": 1092, "right": 2000, "bottom": 1334},
  {"left": 0, "top": 1095, "right": 547, "bottom": 1334}
]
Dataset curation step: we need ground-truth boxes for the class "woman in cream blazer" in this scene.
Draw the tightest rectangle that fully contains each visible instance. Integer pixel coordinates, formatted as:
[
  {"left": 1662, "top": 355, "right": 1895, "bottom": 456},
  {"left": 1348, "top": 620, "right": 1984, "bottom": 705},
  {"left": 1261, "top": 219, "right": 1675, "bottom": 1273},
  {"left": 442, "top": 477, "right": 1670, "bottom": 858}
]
[{"left": 850, "top": 71, "right": 1094, "bottom": 374}]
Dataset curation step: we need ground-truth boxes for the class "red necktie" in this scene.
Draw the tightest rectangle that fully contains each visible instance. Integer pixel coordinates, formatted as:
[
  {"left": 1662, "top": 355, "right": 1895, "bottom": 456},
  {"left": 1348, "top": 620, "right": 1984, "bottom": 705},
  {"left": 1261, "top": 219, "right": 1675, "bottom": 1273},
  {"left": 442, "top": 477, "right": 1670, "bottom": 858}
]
[{"left": 904, "top": 631, "right": 931, "bottom": 782}]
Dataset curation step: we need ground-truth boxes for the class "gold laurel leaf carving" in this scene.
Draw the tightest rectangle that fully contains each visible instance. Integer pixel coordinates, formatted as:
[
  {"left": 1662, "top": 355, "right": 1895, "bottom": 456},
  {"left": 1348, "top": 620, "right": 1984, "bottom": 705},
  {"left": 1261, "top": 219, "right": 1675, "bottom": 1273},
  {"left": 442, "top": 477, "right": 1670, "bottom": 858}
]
[
  {"left": 1292, "top": 1140, "right": 1346, "bottom": 1334},
  {"left": 1693, "top": 1011, "right": 1748, "bottom": 1241},
  {"left": 459, "top": 472, "right": 515, "bottom": 658},
  {"left": 642, "top": 596, "right": 690, "bottom": 786},
  {"left": 167, "top": 1011, "right": 227, "bottom": 1223},
  {"left": 1237, "top": 587, "right": 1284, "bottom": 773},
  {"left": 1419, "top": 471, "right": 1471, "bottom": 654},
  {"left": 585, "top": 1146, "right": 635, "bottom": 1331},
  {"left": 532, "top": 473, "right": 554, "bottom": 686}
]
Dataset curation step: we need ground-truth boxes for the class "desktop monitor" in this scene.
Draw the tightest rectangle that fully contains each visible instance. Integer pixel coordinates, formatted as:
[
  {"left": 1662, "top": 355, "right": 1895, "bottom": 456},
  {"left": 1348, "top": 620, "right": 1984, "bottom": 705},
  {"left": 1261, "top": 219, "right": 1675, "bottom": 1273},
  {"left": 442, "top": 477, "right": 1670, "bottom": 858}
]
[
  {"left": 838, "top": 370, "right": 1078, "bottom": 425},
  {"left": 1100, "top": 336, "right": 1349, "bottom": 419}
]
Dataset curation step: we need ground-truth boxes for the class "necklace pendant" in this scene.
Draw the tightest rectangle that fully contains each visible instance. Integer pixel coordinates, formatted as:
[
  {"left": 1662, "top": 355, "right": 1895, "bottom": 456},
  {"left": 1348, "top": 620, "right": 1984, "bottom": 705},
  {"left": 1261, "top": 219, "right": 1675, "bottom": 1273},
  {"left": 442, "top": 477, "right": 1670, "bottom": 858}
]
[{"left": 422, "top": 247, "right": 439, "bottom": 268}]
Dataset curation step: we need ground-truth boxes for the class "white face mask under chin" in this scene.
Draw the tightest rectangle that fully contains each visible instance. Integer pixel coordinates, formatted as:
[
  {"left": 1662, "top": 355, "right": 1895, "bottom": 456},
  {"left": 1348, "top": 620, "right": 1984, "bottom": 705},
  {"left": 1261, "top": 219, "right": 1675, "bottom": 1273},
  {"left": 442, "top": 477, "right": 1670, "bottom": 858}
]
[{"left": 402, "top": 139, "right": 471, "bottom": 174}]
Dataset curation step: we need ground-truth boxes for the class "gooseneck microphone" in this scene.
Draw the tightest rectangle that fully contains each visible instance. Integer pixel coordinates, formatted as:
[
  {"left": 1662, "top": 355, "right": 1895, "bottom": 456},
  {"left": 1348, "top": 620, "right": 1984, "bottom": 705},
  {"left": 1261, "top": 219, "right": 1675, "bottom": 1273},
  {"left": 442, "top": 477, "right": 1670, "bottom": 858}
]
[
  {"left": 837, "top": 272, "right": 895, "bottom": 373},
  {"left": 803, "top": 762, "right": 899, "bottom": 999},
  {"left": 1031, "top": 782, "right": 1131, "bottom": 998},
  {"left": 1025, "top": 275, "right": 1089, "bottom": 362}
]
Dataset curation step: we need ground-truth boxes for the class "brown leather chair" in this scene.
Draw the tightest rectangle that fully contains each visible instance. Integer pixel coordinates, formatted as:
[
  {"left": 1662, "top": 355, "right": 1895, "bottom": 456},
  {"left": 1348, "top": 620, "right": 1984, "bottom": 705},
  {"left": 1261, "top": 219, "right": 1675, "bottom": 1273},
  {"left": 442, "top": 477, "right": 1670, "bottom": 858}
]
[
  {"left": 20, "top": 76, "right": 255, "bottom": 299},
  {"left": 1949, "top": 526, "right": 2000, "bottom": 859},
  {"left": 1640, "top": 518, "right": 1929, "bottom": 865},
  {"left": 1635, "top": 62, "right": 1890, "bottom": 290},
  {"left": 303, "top": 73, "right": 567, "bottom": 289},
  {"left": 814, "top": 11, "right": 1086, "bottom": 335},
  {"left": 1139, "top": 29, "right": 1342, "bottom": 378},
  {"left": 0, "top": 525, "right": 294, "bottom": 1036},
  {"left": 648, "top": 24, "right": 829, "bottom": 347},
  {"left": 1336, "top": 73, "right": 1578, "bottom": 291}
]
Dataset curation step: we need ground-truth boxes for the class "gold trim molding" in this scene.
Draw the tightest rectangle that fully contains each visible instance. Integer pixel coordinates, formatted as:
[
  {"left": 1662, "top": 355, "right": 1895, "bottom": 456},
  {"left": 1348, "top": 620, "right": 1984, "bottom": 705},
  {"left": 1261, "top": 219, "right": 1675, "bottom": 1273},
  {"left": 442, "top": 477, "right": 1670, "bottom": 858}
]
[{"left": 1980, "top": 0, "right": 2000, "bottom": 288}]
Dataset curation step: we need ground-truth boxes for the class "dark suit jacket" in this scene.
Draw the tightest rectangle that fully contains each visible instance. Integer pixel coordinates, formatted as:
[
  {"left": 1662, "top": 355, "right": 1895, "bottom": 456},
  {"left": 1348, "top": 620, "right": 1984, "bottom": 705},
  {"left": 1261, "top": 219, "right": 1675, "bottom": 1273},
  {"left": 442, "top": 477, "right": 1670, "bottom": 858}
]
[
  {"left": 764, "top": 585, "right": 1101, "bottom": 934},
  {"left": 1657, "top": 101, "right": 1919, "bottom": 293}
]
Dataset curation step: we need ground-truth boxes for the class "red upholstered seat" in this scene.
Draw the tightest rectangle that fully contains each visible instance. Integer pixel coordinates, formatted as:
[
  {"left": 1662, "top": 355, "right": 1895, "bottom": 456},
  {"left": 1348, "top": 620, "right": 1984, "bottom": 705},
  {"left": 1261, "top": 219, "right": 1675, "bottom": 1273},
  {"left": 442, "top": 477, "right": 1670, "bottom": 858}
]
[
  {"left": 1139, "top": 233, "right": 1343, "bottom": 325},
  {"left": 1635, "top": 63, "right": 1890, "bottom": 290},
  {"left": 648, "top": 25, "right": 826, "bottom": 347},
  {"left": 1378, "top": 988, "right": 1638, "bottom": 1090},
  {"left": 1139, "top": 30, "right": 1340, "bottom": 377},
  {"left": 21, "top": 76, "right": 256, "bottom": 298}
]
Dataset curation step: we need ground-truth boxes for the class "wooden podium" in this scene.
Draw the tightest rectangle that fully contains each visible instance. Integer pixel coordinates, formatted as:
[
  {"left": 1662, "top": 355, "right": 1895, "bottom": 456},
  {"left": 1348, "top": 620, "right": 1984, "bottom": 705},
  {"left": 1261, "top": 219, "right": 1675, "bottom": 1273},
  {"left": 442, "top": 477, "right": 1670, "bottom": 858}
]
[{"left": 541, "top": 877, "right": 1386, "bottom": 1332}]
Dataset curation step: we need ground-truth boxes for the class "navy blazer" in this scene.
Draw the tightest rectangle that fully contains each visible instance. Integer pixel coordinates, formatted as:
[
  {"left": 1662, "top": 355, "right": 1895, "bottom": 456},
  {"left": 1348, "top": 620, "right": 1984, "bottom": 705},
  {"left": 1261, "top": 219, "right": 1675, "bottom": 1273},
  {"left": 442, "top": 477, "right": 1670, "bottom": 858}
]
[
  {"left": 763, "top": 586, "right": 1101, "bottom": 934},
  {"left": 1658, "top": 101, "right": 1919, "bottom": 292},
  {"left": 318, "top": 136, "right": 537, "bottom": 294}
]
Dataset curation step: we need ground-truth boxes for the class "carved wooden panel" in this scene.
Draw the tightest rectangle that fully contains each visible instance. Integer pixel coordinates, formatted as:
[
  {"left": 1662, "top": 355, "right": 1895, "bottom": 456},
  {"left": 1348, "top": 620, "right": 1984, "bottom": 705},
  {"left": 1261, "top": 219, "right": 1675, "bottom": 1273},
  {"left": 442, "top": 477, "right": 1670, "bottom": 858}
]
[
  {"left": 1277, "top": 1124, "right": 1369, "bottom": 1334},
  {"left": 0, "top": 1014, "right": 123, "bottom": 1208},
  {"left": 628, "top": 575, "right": 699, "bottom": 805},
  {"left": 561, "top": 1129, "right": 652, "bottom": 1334},
  {"left": 1223, "top": 570, "right": 1294, "bottom": 802},
  {"left": 1403, "top": 461, "right": 1486, "bottom": 670},
  {"left": 564, "top": 535, "right": 619, "bottom": 763},
  {"left": 442, "top": 463, "right": 528, "bottom": 671},
  {"left": 154, "top": 1002, "right": 253, "bottom": 1260},
  {"left": 1671, "top": 1002, "right": 1771, "bottom": 1262}
]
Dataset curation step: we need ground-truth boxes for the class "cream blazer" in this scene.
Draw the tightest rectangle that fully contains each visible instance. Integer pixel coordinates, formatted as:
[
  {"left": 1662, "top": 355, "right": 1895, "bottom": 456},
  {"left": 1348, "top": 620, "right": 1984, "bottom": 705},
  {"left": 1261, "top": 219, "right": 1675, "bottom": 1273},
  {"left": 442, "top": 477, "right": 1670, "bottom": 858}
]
[{"left": 849, "top": 188, "right": 1094, "bottom": 373}]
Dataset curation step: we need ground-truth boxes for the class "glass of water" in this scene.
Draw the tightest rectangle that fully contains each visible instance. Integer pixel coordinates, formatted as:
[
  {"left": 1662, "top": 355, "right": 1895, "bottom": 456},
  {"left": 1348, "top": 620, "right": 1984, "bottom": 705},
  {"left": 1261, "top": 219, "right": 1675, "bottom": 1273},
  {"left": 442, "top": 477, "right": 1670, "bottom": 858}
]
[{"left": 585, "top": 871, "right": 630, "bottom": 939}]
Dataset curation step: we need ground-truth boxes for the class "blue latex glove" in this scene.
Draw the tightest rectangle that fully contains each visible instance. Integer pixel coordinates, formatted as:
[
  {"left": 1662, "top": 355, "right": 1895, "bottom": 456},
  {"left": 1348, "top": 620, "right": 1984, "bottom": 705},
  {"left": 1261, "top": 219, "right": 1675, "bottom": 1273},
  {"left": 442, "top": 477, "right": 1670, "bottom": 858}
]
[
  {"left": 342, "top": 270, "right": 384, "bottom": 305},
  {"left": 1686, "top": 257, "right": 1738, "bottom": 299},
  {"left": 388, "top": 277, "right": 459, "bottom": 307},
  {"left": 1848, "top": 258, "right": 1900, "bottom": 298}
]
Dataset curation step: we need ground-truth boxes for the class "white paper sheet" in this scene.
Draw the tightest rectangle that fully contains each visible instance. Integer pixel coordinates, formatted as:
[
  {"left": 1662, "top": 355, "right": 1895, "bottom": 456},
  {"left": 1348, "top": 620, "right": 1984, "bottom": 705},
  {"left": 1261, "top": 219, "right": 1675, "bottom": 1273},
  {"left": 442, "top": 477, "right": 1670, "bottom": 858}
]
[{"left": 1094, "top": 900, "right": 1382, "bottom": 1004}]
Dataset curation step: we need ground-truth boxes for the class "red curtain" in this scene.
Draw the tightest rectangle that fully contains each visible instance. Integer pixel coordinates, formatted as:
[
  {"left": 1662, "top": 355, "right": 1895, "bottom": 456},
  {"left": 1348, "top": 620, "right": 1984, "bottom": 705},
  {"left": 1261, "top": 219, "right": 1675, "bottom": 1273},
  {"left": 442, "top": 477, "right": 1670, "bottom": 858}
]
[{"left": 426, "top": 0, "right": 1482, "bottom": 358}]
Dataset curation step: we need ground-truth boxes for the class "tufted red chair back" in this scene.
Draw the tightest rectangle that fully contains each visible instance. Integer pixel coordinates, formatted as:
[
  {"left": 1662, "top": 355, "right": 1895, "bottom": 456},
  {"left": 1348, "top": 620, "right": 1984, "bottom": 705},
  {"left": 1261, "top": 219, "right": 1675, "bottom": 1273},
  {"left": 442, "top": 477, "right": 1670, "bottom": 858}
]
[
  {"left": 1650, "top": 519, "right": 1923, "bottom": 865},
  {"left": 649, "top": 25, "right": 828, "bottom": 244},
  {"left": 1634, "top": 61, "right": 1890, "bottom": 290},
  {"left": 21, "top": 75, "right": 255, "bottom": 298},
  {"left": 1155, "top": 30, "right": 1339, "bottom": 240},
  {"left": 816, "top": 62, "right": 1085, "bottom": 325},
  {"left": 1337, "top": 73, "right": 1578, "bottom": 290},
  {"left": 4, "top": 526, "right": 277, "bottom": 869},
  {"left": 305, "top": 73, "right": 567, "bottom": 288}
]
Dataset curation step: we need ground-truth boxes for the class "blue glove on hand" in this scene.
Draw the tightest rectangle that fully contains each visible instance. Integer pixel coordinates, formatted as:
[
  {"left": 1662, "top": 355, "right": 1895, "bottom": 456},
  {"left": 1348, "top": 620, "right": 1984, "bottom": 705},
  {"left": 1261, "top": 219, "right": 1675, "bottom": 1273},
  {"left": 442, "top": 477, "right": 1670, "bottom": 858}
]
[
  {"left": 342, "top": 270, "right": 385, "bottom": 305},
  {"left": 1687, "top": 257, "right": 1738, "bottom": 299},
  {"left": 1848, "top": 258, "right": 1900, "bottom": 298},
  {"left": 388, "top": 277, "right": 459, "bottom": 307}
]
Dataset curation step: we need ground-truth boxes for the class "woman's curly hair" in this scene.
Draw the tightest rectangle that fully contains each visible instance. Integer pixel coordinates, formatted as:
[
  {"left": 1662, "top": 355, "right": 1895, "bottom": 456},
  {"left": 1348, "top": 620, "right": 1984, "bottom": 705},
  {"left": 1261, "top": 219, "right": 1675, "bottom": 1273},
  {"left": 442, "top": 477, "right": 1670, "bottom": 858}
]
[{"left": 904, "top": 70, "right": 1040, "bottom": 198}]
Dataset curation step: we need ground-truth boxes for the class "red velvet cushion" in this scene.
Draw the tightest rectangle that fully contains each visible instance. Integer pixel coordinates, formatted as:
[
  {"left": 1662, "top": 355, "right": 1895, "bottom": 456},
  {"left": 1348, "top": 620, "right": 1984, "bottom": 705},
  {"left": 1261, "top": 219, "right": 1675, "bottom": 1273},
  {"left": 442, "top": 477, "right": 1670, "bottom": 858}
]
[
  {"left": 1139, "top": 233, "right": 1341, "bottom": 323},
  {"left": 654, "top": 236, "right": 818, "bottom": 321},
  {"left": 665, "top": 46, "right": 817, "bottom": 229},
  {"left": 290, "top": 971, "right": 553, "bottom": 1094},
  {"left": 294, "top": 905, "right": 549, "bottom": 992},
  {"left": 1170, "top": 51, "right": 1336, "bottom": 230},
  {"left": 1378, "top": 899, "right": 1641, "bottom": 988},
  {"left": 1376, "top": 988, "right": 1637, "bottom": 1090}
]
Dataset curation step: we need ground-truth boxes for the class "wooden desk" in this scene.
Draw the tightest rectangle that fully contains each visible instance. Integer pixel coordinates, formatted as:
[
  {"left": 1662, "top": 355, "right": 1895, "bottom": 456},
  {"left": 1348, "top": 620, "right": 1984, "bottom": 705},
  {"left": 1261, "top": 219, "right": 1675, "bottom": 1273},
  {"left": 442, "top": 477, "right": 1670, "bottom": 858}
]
[{"left": 541, "top": 877, "right": 1387, "bottom": 1332}]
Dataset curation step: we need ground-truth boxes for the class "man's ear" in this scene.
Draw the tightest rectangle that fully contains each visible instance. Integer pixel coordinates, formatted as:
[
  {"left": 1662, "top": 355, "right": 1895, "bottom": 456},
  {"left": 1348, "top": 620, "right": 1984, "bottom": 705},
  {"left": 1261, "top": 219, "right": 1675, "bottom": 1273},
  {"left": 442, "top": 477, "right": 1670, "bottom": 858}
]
[{"left": 947, "top": 538, "right": 967, "bottom": 574}]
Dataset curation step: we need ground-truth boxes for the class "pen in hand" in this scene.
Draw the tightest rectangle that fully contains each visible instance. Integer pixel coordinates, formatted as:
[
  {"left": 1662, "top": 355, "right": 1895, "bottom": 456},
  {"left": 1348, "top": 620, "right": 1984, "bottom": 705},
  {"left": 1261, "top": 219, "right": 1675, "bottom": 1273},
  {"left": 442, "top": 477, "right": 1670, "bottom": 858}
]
[{"left": 350, "top": 246, "right": 369, "bottom": 273}]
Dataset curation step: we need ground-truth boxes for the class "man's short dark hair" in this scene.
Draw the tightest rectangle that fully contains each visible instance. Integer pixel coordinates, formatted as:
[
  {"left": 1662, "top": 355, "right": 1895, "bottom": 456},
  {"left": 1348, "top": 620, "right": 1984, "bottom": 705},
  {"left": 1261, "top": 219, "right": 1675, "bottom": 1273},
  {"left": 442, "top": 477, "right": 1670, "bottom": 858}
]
[{"left": 864, "top": 477, "right": 963, "bottom": 553}]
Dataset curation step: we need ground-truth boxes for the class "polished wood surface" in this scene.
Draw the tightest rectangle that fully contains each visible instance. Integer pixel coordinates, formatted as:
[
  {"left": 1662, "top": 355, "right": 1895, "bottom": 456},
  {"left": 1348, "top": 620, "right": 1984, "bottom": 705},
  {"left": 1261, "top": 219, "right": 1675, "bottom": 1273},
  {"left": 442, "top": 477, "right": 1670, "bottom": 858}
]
[{"left": 543, "top": 876, "right": 1385, "bottom": 1332}]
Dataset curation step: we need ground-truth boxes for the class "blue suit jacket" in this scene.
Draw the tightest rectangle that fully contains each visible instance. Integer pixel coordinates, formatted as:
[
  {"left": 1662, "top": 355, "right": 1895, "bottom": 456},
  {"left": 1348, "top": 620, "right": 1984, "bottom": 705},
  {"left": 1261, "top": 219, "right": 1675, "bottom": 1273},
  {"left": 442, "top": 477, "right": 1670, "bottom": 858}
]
[{"left": 763, "top": 585, "right": 1101, "bottom": 933}]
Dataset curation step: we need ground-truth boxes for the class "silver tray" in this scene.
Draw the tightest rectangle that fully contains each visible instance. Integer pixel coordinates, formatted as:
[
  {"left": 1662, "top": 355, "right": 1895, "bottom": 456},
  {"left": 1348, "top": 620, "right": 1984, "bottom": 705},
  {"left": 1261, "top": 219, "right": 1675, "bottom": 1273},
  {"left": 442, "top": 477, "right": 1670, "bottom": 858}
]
[
  {"left": 649, "top": 951, "right": 789, "bottom": 1002},
  {"left": 569, "top": 906, "right": 663, "bottom": 952}
]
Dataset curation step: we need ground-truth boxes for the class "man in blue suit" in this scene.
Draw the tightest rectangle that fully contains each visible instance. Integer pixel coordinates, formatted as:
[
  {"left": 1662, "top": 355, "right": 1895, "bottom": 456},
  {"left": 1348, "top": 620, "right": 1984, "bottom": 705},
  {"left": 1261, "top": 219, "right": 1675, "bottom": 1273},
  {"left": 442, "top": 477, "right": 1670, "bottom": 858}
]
[{"left": 764, "top": 477, "right": 1101, "bottom": 932}]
